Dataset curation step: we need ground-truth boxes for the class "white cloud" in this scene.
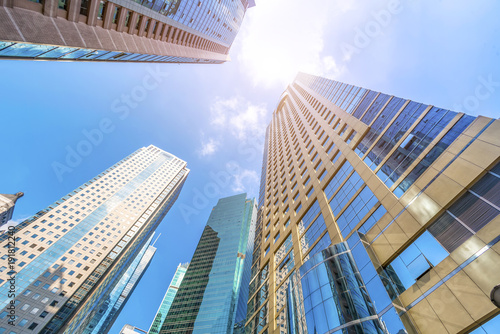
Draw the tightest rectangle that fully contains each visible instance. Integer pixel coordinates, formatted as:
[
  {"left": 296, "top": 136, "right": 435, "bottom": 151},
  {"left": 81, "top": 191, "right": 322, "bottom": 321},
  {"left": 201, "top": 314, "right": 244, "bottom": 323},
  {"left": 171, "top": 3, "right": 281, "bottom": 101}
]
[
  {"left": 0, "top": 217, "right": 29, "bottom": 232},
  {"left": 197, "top": 136, "right": 220, "bottom": 157},
  {"left": 210, "top": 96, "right": 269, "bottom": 141},
  {"left": 226, "top": 161, "right": 260, "bottom": 193}
]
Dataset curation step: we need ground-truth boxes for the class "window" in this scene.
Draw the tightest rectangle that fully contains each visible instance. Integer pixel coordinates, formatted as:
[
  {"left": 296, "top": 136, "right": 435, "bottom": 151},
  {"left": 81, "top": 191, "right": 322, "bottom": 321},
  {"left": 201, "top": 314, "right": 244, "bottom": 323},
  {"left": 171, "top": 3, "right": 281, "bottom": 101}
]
[
  {"left": 274, "top": 232, "right": 280, "bottom": 244},
  {"left": 97, "top": 0, "right": 106, "bottom": 20},
  {"left": 295, "top": 203, "right": 302, "bottom": 213},
  {"left": 386, "top": 231, "right": 448, "bottom": 293}
]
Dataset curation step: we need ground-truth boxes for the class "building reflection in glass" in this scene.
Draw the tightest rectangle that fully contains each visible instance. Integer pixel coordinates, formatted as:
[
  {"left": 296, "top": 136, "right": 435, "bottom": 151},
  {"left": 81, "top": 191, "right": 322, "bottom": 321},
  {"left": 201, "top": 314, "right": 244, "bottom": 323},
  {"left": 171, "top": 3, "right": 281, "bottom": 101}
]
[{"left": 287, "top": 242, "right": 403, "bottom": 334}]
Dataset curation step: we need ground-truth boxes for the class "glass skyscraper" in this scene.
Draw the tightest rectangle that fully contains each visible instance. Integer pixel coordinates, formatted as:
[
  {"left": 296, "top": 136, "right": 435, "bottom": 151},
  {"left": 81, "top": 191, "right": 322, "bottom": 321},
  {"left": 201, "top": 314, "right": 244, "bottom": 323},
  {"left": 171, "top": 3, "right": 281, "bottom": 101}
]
[
  {"left": 0, "top": 145, "right": 189, "bottom": 333},
  {"left": 159, "top": 193, "right": 257, "bottom": 333},
  {"left": 148, "top": 262, "right": 189, "bottom": 334},
  {"left": 245, "top": 73, "right": 500, "bottom": 334},
  {"left": 83, "top": 235, "right": 157, "bottom": 334},
  {"left": 0, "top": 0, "right": 254, "bottom": 63}
]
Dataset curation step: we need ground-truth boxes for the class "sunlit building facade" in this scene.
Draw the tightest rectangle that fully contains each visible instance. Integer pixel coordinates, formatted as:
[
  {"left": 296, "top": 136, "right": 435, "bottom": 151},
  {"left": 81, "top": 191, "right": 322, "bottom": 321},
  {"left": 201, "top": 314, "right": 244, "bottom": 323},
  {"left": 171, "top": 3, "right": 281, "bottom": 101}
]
[
  {"left": 0, "top": 0, "right": 253, "bottom": 63},
  {"left": 245, "top": 73, "right": 500, "bottom": 334},
  {"left": 0, "top": 145, "right": 189, "bottom": 333},
  {"left": 148, "top": 262, "right": 189, "bottom": 334},
  {"left": 159, "top": 193, "right": 257, "bottom": 333}
]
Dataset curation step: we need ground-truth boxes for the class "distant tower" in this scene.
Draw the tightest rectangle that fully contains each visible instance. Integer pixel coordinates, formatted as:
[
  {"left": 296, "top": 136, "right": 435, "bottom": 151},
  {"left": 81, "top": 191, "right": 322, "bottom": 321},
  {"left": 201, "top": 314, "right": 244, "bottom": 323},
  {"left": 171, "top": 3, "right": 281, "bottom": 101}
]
[
  {"left": 0, "top": 191, "right": 23, "bottom": 227},
  {"left": 148, "top": 262, "right": 189, "bottom": 334},
  {"left": 159, "top": 194, "right": 257, "bottom": 333}
]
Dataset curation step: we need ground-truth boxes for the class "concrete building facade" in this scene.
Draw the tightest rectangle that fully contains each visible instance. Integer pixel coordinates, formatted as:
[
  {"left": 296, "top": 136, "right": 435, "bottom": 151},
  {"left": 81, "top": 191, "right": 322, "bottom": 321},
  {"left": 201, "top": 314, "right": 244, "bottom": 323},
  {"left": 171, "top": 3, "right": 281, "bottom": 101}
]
[
  {"left": 0, "top": 0, "right": 253, "bottom": 63},
  {"left": 0, "top": 145, "right": 189, "bottom": 333},
  {"left": 245, "top": 73, "right": 500, "bottom": 334}
]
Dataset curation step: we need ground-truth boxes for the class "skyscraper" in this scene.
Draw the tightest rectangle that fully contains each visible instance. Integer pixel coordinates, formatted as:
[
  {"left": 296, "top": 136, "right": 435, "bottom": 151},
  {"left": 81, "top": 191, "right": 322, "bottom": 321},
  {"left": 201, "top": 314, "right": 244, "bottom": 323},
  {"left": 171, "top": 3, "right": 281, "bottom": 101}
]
[
  {"left": 148, "top": 262, "right": 189, "bottom": 334},
  {"left": 0, "top": 0, "right": 254, "bottom": 63},
  {"left": 0, "top": 145, "right": 189, "bottom": 333},
  {"left": 0, "top": 192, "right": 23, "bottom": 228},
  {"left": 245, "top": 73, "right": 500, "bottom": 334},
  {"left": 82, "top": 234, "right": 158, "bottom": 334},
  {"left": 159, "top": 193, "right": 257, "bottom": 333}
]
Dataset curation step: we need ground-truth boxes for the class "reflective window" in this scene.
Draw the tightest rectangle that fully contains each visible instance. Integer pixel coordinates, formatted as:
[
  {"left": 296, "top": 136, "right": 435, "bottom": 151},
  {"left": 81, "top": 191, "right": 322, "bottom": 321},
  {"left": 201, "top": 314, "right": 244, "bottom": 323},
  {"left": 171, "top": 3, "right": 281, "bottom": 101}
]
[
  {"left": 300, "top": 214, "right": 327, "bottom": 256},
  {"left": 352, "top": 90, "right": 377, "bottom": 119},
  {"left": 386, "top": 230, "right": 449, "bottom": 292},
  {"left": 363, "top": 101, "right": 427, "bottom": 170},
  {"left": 394, "top": 115, "right": 475, "bottom": 196},
  {"left": 470, "top": 313, "right": 500, "bottom": 334},
  {"left": 377, "top": 107, "right": 457, "bottom": 188},
  {"left": 356, "top": 97, "right": 406, "bottom": 158},
  {"left": 0, "top": 43, "right": 56, "bottom": 57},
  {"left": 60, "top": 49, "right": 94, "bottom": 59},
  {"left": 336, "top": 186, "right": 378, "bottom": 237},
  {"left": 297, "top": 201, "right": 320, "bottom": 232},
  {"left": 328, "top": 171, "right": 363, "bottom": 217},
  {"left": 358, "top": 205, "right": 387, "bottom": 234},
  {"left": 360, "top": 93, "right": 391, "bottom": 125},
  {"left": 324, "top": 161, "right": 353, "bottom": 200}
]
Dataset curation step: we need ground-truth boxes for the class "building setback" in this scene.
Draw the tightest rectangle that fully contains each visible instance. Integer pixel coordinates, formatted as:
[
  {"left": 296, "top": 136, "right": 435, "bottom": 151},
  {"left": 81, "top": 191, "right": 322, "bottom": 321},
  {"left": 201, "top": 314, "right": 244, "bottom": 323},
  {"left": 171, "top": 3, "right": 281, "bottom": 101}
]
[
  {"left": 0, "top": 145, "right": 189, "bottom": 333},
  {"left": 0, "top": 0, "right": 254, "bottom": 63},
  {"left": 159, "top": 193, "right": 257, "bottom": 334},
  {"left": 0, "top": 192, "right": 23, "bottom": 228},
  {"left": 148, "top": 262, "right": 189, "bottom": 334},
  {"left": 245, "top": 73, "right": 500, "bottom": 334}
]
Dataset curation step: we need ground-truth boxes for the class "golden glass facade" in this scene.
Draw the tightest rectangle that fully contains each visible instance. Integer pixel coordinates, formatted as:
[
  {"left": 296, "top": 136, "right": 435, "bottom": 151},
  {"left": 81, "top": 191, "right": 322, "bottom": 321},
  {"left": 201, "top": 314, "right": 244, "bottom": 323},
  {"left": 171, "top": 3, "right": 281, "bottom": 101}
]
[{"left": 245, "top": 73, "right": 500, "bottom": 334}]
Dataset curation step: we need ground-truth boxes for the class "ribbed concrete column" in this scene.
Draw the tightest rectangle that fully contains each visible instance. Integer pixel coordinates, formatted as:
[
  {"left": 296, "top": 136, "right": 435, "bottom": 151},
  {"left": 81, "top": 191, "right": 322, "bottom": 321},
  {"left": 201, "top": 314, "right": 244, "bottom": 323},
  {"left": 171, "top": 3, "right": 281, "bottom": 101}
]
[
  {"left": 67, "top": 0, "right": 81, "bottom": 21},
  {"left": 87, "top": 0, "right": 100, "bottom": 26},
  {"left": 102, "top": 2, "right": 115, "bottom": 29},
  {"left": 160, "top": 24, "right": 169, "bottom": 41},
  {"left": 43, "top": 0, "right": 58, "bottom": 17},
  {"left": 116, "top": 7, "right": 127, "bottom": 32},
  {"left": 154, "top": 22, "right": 163, "bottom": 39},
  {"left": 137, "top": 15, "right": 147, "bottom": 37},
  {"left": 128, "top": 11, "right": 138, "bottom": 34},
  {"left": 146, "top": 19, "right": 155, "bottom": 38}
]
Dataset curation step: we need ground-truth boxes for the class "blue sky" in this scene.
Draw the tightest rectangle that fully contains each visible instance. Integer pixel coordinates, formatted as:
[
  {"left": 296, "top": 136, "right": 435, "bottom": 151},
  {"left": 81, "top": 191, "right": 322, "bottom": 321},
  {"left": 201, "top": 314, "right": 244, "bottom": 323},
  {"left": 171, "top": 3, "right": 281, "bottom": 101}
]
[{"left": 0, "top": 0, "right": 499, "bottom": 332}]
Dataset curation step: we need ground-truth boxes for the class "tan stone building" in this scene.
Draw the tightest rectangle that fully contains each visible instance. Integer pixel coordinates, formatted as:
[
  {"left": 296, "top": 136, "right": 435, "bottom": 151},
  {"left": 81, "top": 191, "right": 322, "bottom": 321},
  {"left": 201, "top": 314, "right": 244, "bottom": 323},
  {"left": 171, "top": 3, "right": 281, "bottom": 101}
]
[
  {"left": 0, "top": 0, "right": 253, "bottom": 63},
  {"left": 245, "top": 73, "right": 500, "bottom": 334}
]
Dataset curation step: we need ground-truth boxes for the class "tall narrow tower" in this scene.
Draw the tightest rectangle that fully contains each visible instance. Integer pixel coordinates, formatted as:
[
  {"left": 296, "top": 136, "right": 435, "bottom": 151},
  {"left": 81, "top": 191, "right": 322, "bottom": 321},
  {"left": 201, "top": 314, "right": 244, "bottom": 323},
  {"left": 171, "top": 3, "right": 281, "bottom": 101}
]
[
  {"left": 0, "top": 0, "right": 254, "bottom": 63},
  {"left": 148, "top": 262, "right": 189, "bottom": 334},
  {"left": 0, "top": 145, "right": 189, "bottom": 333},
  {"left": 245, "top": 73, "right": 500, "bottom": 334},
  {"left": 159, "top": 193, "right": 257, "bottom": 333}
]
